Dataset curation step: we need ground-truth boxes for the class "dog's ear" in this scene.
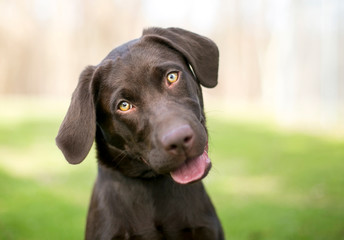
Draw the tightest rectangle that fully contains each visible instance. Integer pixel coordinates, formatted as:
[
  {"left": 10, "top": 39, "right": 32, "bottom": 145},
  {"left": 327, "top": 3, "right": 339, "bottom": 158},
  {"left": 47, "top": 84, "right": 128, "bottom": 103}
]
[
  {"left": 56, "top": 65, "right": 97, "bottom": 164},
  {"left": 142, "top": 27, "right": 219, "bottom": 88}
]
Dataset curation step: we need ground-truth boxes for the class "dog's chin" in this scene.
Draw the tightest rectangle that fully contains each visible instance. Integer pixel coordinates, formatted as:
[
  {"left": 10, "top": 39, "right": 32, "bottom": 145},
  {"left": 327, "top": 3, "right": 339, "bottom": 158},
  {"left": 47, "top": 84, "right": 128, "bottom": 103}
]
[
  {"left": 146, "top": 141, "right": 211, "bottom": 184},
  {"left": 169, "top": 143, "right": 211, "bottom": 184}
]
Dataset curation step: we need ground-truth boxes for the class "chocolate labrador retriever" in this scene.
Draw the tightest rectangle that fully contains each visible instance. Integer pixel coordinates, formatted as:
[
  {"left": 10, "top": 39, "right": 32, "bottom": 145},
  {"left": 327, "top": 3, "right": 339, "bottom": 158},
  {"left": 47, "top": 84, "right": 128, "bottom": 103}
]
[{"left": 56, "top": 27, "right": 224, "bottom": 240}]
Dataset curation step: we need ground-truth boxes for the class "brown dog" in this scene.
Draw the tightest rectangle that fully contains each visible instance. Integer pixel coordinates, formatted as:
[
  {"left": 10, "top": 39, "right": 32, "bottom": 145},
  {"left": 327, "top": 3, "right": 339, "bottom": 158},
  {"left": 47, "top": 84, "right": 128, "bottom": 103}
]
[{"left": 56, "top": 27, "right": 224, "bottom": 240}]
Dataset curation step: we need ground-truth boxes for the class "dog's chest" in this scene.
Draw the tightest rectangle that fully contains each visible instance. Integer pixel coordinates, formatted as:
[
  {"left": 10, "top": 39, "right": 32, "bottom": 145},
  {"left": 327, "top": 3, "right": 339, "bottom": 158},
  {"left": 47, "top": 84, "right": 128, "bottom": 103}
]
[{"left": 97, "top": 177, "right": 211, "bottom": 239}]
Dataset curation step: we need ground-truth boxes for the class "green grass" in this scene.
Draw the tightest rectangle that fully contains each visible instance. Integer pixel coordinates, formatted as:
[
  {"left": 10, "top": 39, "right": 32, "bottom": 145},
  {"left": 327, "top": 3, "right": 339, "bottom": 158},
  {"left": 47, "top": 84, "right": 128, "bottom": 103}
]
[
  {"left": 205, "top": 118, "right": 344, "bottom": 240},
  {"left": 0, "top": 106, "right": 344, "bottom": 239}
]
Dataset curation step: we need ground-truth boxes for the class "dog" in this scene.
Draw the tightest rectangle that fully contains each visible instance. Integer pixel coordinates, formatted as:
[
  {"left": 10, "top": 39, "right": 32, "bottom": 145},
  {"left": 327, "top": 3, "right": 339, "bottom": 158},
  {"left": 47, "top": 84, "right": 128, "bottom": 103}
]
[{"left": 56, "top": 27, "right": 224, "bottom": 240}]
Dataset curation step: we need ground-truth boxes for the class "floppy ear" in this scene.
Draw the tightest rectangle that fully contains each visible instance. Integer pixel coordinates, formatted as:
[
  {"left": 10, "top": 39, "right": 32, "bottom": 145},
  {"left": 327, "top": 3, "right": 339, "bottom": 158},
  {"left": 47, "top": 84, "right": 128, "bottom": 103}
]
[
  {"left": 142, "top": 27, "right": 219, "bottom": 88},
  {"left": 56, "top": 65, "right": 97, "bottom": 164}
]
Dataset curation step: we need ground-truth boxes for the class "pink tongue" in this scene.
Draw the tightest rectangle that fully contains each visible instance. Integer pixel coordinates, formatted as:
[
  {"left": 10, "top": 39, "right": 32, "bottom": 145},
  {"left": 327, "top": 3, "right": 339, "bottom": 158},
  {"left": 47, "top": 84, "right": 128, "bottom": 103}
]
[{"left": 170, "top": 151, "right": 211, "bottom": 184}]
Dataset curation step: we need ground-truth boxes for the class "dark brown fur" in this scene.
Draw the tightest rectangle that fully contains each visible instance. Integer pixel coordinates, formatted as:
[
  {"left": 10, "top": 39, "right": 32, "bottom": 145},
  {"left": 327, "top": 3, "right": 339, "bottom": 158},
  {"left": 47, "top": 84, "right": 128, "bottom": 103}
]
[{"left": 56, "top": 27, "right": 224, "bottom": 240}]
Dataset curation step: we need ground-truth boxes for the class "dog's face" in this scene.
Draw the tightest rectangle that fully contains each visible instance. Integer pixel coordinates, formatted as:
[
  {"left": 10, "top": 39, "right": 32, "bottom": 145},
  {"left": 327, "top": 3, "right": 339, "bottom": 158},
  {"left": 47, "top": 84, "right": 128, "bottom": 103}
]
[{"left": 56, "top": 28, "right": 219, "bottom": 184}]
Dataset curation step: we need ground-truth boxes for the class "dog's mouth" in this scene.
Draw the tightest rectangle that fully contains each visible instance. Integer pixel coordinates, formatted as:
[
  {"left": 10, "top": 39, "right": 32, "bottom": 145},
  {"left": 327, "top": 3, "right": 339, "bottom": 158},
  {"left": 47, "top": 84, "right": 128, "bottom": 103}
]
[{"left": 170, "top": 143, "right": 211, "bottom": 184}]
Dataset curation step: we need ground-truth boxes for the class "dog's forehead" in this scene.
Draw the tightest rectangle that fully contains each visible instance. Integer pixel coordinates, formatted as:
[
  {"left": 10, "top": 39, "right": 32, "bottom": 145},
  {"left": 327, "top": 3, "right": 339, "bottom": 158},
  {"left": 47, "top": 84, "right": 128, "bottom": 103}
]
[
  {"left": 102, "top": 38, "right": 185, "bottom": 87},
  {"left": 107, "top": 38, "right": 183, "bottom": 68},
  {"left": 130, "top": 37, "right": 180, "bottom": 61}
]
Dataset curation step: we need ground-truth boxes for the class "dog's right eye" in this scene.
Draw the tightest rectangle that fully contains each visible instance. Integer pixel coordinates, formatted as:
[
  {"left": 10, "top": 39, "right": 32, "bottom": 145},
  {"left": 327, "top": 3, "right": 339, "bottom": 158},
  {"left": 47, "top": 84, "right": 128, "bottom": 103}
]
[
  {"left": 166, "top": 72, "right": 179, "bottom": 84},
  {"left": 118, "top": 101, "right": 133, "bottom": 112}
]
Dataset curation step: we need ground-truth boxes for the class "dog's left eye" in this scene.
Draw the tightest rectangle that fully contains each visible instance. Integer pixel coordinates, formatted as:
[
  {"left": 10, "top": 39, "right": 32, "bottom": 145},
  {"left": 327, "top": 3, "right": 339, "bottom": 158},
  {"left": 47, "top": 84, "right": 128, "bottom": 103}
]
[
  {"left": 166, "top": 72, "right": 179, "bottom": 83},
  {"left": 118, "top": 101, "right": 133, "bottom": 112}
]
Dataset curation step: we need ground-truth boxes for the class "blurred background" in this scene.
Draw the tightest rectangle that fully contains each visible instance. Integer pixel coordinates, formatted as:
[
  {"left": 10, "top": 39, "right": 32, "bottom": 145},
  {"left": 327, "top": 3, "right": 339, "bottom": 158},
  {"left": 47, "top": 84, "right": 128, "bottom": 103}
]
[
  {"left": 0, "top": 0, "right": 343, "bottom": 239},
  {"left": 1, "top": 0, "right": 344, "bottom": 129}
]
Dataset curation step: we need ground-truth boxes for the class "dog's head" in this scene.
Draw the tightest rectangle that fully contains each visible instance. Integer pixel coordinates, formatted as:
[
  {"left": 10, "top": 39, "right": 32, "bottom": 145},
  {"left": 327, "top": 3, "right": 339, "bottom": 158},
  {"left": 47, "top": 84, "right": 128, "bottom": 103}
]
[{"left": 56, "top": 28, "right": 219, "bottom": 184}]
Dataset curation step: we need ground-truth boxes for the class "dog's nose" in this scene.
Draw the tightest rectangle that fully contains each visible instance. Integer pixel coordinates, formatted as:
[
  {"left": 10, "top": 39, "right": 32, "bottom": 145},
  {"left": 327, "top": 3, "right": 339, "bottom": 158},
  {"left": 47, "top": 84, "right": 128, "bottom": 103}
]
[{"left": 161, "top": 125, "right": 195, "bottom": 155}]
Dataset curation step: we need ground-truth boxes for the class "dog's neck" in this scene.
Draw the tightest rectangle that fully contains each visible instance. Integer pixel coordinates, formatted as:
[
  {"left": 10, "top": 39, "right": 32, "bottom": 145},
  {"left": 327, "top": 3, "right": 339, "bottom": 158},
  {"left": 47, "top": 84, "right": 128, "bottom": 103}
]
[{"left": 96, "top": 162, "right": 206, "bottom": 197}]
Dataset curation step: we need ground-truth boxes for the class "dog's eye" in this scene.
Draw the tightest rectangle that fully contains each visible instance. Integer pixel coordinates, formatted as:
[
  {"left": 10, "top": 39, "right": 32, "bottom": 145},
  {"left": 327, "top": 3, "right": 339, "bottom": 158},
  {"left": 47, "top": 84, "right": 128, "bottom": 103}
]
[
  {"left": 118, "top": 101, "right": 132, "bottom": 112},
  {"left": 166, "top": 72, "right": 179, "bottom": 83}
]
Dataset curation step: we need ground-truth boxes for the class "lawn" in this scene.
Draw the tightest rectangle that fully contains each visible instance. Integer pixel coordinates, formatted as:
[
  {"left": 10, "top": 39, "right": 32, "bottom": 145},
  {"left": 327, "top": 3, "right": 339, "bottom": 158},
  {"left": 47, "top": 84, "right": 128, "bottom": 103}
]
[{"left": 0, "top": 100, "right": 343, "bottom": 240}]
